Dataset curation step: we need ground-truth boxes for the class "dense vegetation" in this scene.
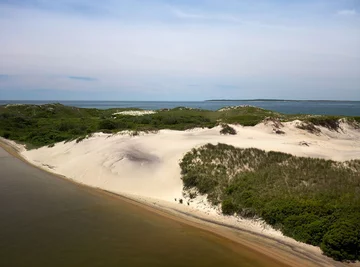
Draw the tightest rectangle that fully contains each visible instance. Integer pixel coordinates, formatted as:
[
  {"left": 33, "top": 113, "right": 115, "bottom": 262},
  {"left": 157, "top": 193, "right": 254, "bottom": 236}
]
[
  {"left": 0, "top": 104, "right": 214, "bottom": 148},
  {"left": 0, "top": 104, "right": 275, "bottom": 148},
  {"left": 180, "top": 144, "right": 360, "bottom": 261},
  {"left": 0, "top": 103, "right": 359, "bottom": 148}
]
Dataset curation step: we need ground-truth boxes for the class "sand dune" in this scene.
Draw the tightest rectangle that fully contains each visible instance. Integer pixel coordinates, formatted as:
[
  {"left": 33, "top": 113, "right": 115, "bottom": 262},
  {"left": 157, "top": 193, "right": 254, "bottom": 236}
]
[
  {"left": 21, "top": 119, "right": 360, "bottom": 213},
  {"left": 19, "top": 121, "right": 360, "bottom": 266},
  {"left": 20, "top": 120, "right": 360, "bottom": 203}
]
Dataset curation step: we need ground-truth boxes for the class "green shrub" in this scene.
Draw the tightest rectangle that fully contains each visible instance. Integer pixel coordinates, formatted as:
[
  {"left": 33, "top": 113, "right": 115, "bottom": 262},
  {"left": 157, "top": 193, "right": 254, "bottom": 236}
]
[
  {"left": 308, "top": 117, "right": 340, "bottom": 131},
  {"left": 297, "top": 122, "right": 321, "bottom": 134},
  {"left": 99, "top": 119, "right": 117, "bottom": 130},
  {"left": 58, "top": 121, "right": 75, "bottom": 131},
  {"left": 2, "top": 131, "right": 10, "bottom": 139},
  {"left": 283, "top": 214, "right": 331, "bottom": 245},
  {"left": 321, "top": 219, "right": 360, "bottom": 261},
  {"left": 220, "top": 124, "right": 237, "bottom": 135},
  {"left": 222, "top": 199, "right": 236, "bottom": 215}
]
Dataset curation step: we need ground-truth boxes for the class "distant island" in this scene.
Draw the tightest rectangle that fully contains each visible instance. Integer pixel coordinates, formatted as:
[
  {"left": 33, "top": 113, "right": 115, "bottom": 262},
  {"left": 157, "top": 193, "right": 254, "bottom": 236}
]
[{"left": 206, "top": 99, "right": 359, "bottom": 102}]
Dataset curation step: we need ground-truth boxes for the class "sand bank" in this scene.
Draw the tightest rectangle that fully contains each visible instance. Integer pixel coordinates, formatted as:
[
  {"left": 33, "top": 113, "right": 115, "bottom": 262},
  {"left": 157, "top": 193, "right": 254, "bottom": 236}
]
[
  {"left": 10, "top": 121, "right": 360, "bottom": 266},
  {"left": 113, "top": 110, "right": 156, "bottom": 116}
]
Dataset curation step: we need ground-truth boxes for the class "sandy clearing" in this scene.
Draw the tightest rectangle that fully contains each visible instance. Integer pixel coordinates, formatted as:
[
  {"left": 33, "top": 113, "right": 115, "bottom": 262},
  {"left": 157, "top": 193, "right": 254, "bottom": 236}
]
[{"left": 113, "top": 110, "right": 156, "bottom": 116}]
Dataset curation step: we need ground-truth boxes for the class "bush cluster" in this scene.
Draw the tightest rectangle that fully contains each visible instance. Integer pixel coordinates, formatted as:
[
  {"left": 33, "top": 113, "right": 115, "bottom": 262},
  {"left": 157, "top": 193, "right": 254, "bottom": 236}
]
[
  {"left": 296, "top": 122, "right": 321, "bottom": 134},
  {"left": 180, "top": 144, "right": 360, "bottom": 261},
  {"left": 220, "top": 124, "right": 237, "bottom": 135},
  {"left": 307, "top": 117, "right": 341, "bottom": 131}
]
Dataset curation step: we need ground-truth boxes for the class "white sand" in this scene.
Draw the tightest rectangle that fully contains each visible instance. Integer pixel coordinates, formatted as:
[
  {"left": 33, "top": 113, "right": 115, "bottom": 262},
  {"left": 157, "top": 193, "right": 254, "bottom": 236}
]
[
  {"left": 20, "top": 121, "right": 360, "bottom": 266},
  {"left": 218, "top": 105, "right": 260, "bottom": 111},
  {"left": 113, "top": 110, "right": 156, "bottom": 116}
]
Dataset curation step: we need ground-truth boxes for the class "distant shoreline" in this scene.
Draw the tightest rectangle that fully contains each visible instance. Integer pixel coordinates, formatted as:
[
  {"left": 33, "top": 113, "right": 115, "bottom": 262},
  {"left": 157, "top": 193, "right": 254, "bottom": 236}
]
[
  {"left": 205, "top": 99, "right": 360, "bottom": 102},
  {"left": 1, "top": 99, "right": 360, "bottom": 102},
  {"left": 1, "top": 100, "right": 359, "bottom": 116}
]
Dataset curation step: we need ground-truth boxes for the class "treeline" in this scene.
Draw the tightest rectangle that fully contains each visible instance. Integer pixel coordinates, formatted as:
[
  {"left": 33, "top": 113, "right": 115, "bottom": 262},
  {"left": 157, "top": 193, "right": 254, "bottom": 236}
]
[{"left": 180, "top": 144, "right": 360, "bottom": 261}]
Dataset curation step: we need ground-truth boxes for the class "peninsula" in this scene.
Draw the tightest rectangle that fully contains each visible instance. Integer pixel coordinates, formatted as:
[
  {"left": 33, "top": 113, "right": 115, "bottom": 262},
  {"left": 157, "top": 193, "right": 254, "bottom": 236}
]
[{"left": 1, "top": 103, "right": 359, "bottom": 265}]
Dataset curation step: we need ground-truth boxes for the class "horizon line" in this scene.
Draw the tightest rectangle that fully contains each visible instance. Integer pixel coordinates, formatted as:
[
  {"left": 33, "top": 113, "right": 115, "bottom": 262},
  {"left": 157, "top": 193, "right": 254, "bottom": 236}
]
[{"left": 1, "top": 99, "right": 360, "bottom": 102}]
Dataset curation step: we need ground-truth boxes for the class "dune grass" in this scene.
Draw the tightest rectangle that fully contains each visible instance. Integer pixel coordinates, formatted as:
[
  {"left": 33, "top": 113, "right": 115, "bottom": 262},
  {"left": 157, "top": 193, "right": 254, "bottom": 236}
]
[{"left": 180, "top": 143, "right": 360, "bottom": 261}]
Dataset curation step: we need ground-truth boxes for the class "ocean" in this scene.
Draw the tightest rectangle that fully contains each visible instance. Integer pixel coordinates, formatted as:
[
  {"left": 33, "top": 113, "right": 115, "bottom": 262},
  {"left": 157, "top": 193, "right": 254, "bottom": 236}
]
[{"left": 1, "top": 100, "right": 360, "bottom": 116}]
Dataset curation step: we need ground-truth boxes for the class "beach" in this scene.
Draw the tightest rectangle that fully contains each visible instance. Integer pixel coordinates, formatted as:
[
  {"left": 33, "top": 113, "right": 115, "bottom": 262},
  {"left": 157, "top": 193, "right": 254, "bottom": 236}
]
[
  {"left": 2, "top": 145, "right": 297, "bottom": 267},
  {"left": 3, "top": 119, "right": 359, "bottom": 266}
]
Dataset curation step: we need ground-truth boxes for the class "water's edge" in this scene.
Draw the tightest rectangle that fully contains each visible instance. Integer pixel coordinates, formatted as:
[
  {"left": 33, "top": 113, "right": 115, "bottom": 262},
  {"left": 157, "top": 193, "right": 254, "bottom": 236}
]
[{"left": 0, "top": 139, "right": 350, "bottom": 267}]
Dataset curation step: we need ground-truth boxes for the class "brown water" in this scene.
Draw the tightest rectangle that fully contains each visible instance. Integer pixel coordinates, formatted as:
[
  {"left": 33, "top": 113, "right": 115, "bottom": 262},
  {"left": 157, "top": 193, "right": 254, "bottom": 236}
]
[{"left": 0, "top": 147, "right": 287, "bottom": 267}]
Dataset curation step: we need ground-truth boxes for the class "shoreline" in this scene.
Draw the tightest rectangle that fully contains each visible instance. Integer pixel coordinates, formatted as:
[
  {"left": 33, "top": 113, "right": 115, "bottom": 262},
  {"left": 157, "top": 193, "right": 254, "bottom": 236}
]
[{"left": 1, "top": 136, "right": 358, "bottom": 267}]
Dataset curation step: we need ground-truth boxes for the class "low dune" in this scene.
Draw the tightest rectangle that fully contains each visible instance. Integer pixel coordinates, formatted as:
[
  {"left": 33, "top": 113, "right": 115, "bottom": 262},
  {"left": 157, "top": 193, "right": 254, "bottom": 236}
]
[{"left": 112, "top": 110, "right": 156, "bottom": 116}]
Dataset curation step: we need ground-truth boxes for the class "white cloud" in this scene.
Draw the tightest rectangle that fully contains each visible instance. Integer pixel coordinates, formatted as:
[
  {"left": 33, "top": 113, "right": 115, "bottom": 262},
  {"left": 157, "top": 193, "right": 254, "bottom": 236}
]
[{"left": 337, "top": 9, "right": 357, "bottom": 16}]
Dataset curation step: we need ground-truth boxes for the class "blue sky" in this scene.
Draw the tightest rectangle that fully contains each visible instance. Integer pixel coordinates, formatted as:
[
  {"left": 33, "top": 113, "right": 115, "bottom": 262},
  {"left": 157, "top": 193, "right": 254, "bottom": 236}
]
[{"left": 0, "top": 0, "right": 359, "bottom": 100}]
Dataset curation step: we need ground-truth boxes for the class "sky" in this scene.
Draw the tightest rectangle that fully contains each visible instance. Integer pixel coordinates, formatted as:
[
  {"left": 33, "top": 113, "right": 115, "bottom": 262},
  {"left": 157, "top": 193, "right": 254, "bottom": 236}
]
[{"left": 0, "top": 0, "right": 359, "bottom": 100}]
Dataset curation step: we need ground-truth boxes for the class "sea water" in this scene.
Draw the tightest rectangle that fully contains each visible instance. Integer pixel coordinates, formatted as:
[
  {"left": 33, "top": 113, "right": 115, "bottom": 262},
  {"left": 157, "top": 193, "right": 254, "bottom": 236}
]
[{"left": 1, "top": 100, "right": 360, "bottom": 116}]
